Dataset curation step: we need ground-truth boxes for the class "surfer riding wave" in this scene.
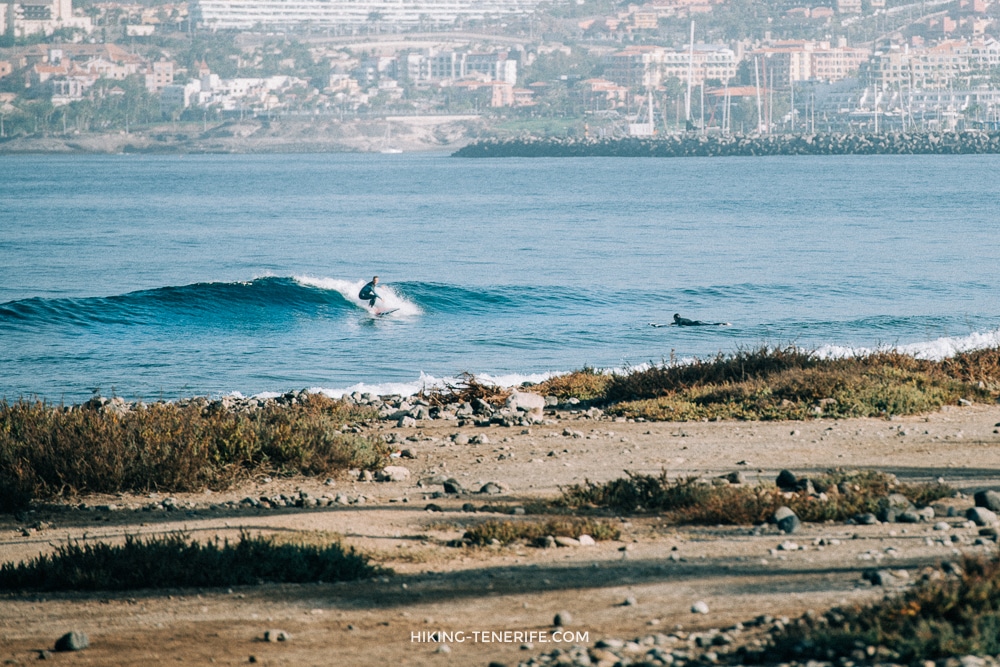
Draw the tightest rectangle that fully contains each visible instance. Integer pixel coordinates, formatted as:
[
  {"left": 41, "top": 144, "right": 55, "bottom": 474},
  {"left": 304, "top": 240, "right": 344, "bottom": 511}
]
[{"left": 359, "top": 276, "right": 381, "bottom": 307}]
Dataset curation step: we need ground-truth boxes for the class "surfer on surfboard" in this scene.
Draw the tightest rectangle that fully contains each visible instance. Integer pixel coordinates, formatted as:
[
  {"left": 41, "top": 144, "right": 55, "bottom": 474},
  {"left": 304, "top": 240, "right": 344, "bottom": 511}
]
[
  {"left": 359, "top": 276, "right": 400, "bottom": 317},
  {"left": 359, "top": 276, "right": 381, "bottom": 307},
  {"left": 671, "top": 313, "right": 730, "bottom": 326},
  {"left": 649, "top": 314, "right": 732, "bottom": 327}
]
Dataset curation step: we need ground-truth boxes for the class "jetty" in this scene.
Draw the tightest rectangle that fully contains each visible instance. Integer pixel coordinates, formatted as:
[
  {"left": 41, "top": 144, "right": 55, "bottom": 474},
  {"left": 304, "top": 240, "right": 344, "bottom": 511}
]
[{"left": 453, "top": 131, "right": 1000, "bottom": 158}]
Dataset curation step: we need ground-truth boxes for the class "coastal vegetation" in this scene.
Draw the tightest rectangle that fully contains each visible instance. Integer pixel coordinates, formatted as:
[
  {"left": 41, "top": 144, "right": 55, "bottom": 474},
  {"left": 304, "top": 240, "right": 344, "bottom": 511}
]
[
  {"left": 531, "top": 345, "right": 1000, "bottom": 421},
  {"left": 764, "top": 553, "right": 1000, "bottom": 663},
  {"left": 1, "top": 346, "right": 996, "bottom": 512},
  {"left": 0, "top": 531, "right": 380, "bottom": 592},
  {"left": 0, "top": 393, "right": 384, "bottom": 511},
  {"left": 559, "top": 469, "right": 953, "bottom": 523}
]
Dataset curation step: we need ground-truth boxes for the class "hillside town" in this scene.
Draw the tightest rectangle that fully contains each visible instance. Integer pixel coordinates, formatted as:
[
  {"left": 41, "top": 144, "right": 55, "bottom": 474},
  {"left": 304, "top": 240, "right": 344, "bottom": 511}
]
[{"left": 2, "top": 0, "right": 1000, "bottom": 147}]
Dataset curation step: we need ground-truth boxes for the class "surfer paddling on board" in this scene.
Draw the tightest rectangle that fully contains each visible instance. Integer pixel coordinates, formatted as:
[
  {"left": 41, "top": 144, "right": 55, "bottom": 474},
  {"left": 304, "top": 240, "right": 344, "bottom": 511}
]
[
  {"left": 649, "top": 313, "right": 731, "bottom": 327},
  {"left": 359, "top": 276, "right": 381, "bottom": 308},
  {"left": 672, "top": 313, "right": 730, "bottom": 326}
]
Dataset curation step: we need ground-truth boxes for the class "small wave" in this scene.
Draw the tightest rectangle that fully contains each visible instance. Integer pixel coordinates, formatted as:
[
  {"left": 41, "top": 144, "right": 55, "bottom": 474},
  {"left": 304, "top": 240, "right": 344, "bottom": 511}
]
[{"left": 815, "top": 328, "right": 1000, "bottom": 362}]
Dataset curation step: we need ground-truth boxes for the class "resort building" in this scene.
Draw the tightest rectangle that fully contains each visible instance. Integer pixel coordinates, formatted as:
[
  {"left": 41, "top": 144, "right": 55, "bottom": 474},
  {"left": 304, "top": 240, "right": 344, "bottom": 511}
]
[
  {"left": 752, "top": 40, "right": 871, "bottom": 88},
  {"left": 403, "top": 49, "right": 517, "bottom": 85},
  {"left": 604, "top": 44, "right": 736, "bottom": 90},
  {"left": 865, "top": 39, "right": 1000, "bottom": 89},
  {"left": 190, "top": 0, "right": 547, "bottom": 30},
  {"left": 660, "top": 44, "right": 738, "bottom": 84}
]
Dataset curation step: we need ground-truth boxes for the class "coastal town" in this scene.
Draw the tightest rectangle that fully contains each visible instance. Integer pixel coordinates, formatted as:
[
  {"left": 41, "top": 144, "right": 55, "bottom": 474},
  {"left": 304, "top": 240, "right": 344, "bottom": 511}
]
[{"left": 2, "top": 0, "right": 1000, "bottom": 147}]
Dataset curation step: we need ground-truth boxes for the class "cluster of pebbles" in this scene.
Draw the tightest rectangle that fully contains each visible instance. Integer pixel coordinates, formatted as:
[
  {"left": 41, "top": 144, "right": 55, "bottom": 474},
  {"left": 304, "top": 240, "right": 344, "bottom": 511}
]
[{"left": 81, "top": 388, "right": 609, "bottom": 429}]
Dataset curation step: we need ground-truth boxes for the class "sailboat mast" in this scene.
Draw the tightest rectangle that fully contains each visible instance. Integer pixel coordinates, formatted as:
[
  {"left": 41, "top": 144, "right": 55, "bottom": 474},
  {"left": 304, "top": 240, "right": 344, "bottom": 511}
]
[
  {"left": 685, "top": 21, "right": 695, "bottom": 124},
  {"left": 754, "top": 56, "right": 763, "bottom": 133}
]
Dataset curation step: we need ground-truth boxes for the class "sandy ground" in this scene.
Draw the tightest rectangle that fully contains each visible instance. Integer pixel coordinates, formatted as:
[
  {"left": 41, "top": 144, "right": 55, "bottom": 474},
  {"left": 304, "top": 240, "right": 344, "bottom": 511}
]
[{"left": 1, "top": 404, "right": 999, "bottom": 666}]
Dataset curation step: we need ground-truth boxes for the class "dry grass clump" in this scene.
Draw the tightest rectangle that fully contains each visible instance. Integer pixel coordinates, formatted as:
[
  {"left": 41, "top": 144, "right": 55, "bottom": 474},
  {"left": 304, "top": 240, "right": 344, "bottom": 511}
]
[
  {"left": 766, "top": 554, "right": 1000, "bottom": 663},
  {"left": 530, "top": 367, "right": 612, "bottom": 401},
  {"left": 462, "top": 517, "right": 621, "bottom": 546},
  {"left": 0, "top": 531, "right": 381, "bottom": 592},
  {"left": 941, "top": 346, "right": 1000, "bottom": 392},
  {"left": 0, "top": 394, "right": 386, "bottom": 511},
  {"left": 420, "top": 372, "right": 511, "bottom": 407},
  {"left": 604, "top": 347, "right": 820, "bottom": 402},
  {"left": 560, "top": 469, "right": 952, "bottom": 525},
  {"left": 599, "top": 347, "right": 994, "bottom": 421}
]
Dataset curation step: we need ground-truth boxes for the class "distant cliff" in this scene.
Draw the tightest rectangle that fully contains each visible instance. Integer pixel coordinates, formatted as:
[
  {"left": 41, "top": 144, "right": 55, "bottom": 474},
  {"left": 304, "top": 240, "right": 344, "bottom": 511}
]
[{"left": 453, "top": 132, "right": 1000, "bottom": 158}]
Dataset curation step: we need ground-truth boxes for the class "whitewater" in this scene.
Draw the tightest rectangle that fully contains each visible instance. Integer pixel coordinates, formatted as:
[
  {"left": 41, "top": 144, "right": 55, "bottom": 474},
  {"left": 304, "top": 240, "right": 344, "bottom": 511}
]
[{"left": 1, "top": 152, "right": 998, "bottom": 402}]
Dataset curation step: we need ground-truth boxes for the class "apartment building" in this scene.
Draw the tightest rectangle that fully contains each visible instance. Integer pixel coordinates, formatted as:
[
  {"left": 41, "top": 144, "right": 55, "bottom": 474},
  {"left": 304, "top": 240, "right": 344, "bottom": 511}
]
[
  {"left": 866, "top": 39, "right": 1000, "bottom": 89},
  {"left": 660, "top": 44, "right": 737, "bottom": 84},
  {"left": 1, "top": 0, "right": 92, "bottom": 37},
  {"left": 145, "top": 59, "right": 174, "bottom": 92},
  {"left": 604, "top": 44, "right": 736, "bottom": 90},
  {"left": 604, "top": 46, "right": 666, "bottom": 89},
  {"left": 405, "top": 49, "right": 517, "bottom": 85},
  {"left": 753, "top": 40, "right": 870, "bottom": 87}
]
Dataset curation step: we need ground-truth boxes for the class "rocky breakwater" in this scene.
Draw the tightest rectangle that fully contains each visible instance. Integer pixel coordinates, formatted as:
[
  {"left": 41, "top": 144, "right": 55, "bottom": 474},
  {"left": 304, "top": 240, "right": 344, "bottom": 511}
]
[{"left": 453, "top": 131, "right": 1000, "bottom": 158}]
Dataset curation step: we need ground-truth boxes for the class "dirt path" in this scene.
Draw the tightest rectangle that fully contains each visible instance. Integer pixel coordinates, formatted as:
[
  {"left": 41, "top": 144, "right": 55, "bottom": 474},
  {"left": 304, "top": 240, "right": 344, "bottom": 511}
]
[{"left": 2, "top": 405, "right": 998, "bottom": 666}]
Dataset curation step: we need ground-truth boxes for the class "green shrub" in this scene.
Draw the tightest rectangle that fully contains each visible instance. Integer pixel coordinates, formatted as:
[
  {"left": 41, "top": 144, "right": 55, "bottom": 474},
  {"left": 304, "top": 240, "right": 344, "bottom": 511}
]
[{"left": 0, "top": 531, "right": 381, "bottom": 592}]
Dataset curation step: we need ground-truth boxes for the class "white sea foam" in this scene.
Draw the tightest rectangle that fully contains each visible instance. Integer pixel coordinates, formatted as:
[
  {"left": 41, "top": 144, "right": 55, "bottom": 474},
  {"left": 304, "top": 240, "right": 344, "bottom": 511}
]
[
  {"left": 293, "top": 275, "right": 422, "bottom": 317},
  {"left": 277, "top": 370, "right": 564, "bottom": 400},
  {"left": 815, "top": 328, "right": 1000, "bottom": 362},
  {"left": 240, "top": 330, "right": 999, "bottom": 402}
]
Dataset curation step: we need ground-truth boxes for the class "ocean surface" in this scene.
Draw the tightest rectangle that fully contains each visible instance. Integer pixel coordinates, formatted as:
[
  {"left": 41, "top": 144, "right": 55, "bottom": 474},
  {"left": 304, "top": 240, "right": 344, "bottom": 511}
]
[{"left": 2, "top": 152, "right": 998, "bottom": 403}]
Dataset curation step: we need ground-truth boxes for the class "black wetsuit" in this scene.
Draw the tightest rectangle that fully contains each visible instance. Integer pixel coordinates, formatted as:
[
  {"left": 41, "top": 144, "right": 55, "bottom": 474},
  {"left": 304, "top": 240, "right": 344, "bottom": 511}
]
[
  {"left": 674, "top": 314, "right": 709, "bottom": 326},
  {"left": 359, "top": 281, "right": 379, "bottom": 307}
]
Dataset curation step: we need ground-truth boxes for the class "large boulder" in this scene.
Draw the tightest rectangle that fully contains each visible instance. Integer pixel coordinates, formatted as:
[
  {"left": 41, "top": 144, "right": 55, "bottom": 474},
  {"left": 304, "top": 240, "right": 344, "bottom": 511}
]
[
  {"left": 54, "top": 632, "right": 89, "bottom": 652},
  {"left": 967, "top": 507, "right": 998, "bottom": 527},
  {"left": 772, "top": 506, "right": 801, "bottom": 534},
  {"left": 974, "top": 490, "right": 1000, "bottom": 513},
  {"left": 376, "top": 466, "right": 411, "bottom": 482},
  {"left": 877, "top": 493, "right": 914, "bottom": 523},
  {"left": 775, "top": 470, "right": 798, "bottom": 490},
  {"left": 505, "top": 391, "right": 546, "bottom": 417}
]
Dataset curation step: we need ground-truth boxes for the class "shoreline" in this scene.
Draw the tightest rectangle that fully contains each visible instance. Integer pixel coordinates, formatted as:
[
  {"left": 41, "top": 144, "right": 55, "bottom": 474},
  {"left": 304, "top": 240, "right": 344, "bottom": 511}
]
[
  {"left": 6, "top": 126, "right": 1000, "bottom": 157},
  {"left": 0, "top": 115, "right": 483, "bottom": 156}
]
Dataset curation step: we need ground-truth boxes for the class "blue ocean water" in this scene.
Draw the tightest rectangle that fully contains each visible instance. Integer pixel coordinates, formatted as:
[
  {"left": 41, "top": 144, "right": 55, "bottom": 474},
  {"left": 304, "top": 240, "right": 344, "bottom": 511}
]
[{"left": 1, "top": 152, "right": 998, "bottom": 403}]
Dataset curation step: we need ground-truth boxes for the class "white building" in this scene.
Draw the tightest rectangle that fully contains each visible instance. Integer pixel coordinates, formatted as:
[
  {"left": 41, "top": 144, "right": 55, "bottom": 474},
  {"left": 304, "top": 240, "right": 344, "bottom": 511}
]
[
  {"left": 1, "top": 0, "right": 92, "bottom": 37},
  {"left": 866, "top": 39, "right": 1000, "bottom": 90},
  {"left": 604, "top": 44, "right": 737, "bottom": 89},
  {"left": 402, "top": 49, "right": 517, "bottom": 85},
  {"left": 191, "top": 0, "right": 546, "bottom": 30}
]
